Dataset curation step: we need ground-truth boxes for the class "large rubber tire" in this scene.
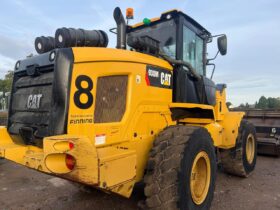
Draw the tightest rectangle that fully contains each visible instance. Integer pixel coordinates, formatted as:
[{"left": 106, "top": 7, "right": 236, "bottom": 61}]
[
  {"left": 220, "top": 120, "right": 257, "bottom": 177},
  {"left": 143, "top": 125, "right": 216, "bottom": 210}
]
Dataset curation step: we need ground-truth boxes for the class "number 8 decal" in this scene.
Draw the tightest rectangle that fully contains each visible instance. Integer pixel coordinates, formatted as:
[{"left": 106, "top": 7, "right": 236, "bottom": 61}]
[{"left": 74, "top": 75, "right": 94, "bottom": 109}]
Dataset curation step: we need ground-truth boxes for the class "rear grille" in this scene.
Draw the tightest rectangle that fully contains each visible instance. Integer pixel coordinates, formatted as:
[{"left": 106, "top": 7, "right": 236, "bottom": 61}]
[
  {"left": 94, "top": 75, "right": 128, "bottom": 123},
  {"left": 9, "top": 66, "right": 54, "bottom": 138},
  {"left": 7, "top": 48, "right": 74, "bottom": 146}
]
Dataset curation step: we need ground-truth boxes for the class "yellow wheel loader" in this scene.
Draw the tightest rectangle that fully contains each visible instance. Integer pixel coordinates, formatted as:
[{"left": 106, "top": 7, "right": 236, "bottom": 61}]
[{"left": 0, "top": 7, "right": 257, "bottom": 210}]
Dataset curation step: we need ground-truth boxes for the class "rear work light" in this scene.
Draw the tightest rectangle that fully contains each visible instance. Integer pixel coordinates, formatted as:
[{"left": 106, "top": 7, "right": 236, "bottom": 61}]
[{"left": 65, "top": 154, "right": 76, "bottom": 170}]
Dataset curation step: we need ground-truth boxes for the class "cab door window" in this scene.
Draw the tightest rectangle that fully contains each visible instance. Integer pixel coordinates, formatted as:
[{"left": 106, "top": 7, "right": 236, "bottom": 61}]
[{"left": 183, "top": 26, "right": 204, "bottom": 75}]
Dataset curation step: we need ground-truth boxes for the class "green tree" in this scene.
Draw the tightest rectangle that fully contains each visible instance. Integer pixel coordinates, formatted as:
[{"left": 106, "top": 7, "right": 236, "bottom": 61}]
[
  {"left": 226, "top": 102, "right": 232, "bottom": 108},
  {"left": 267, "top": 97, "right": 280, "bottom": 109},
  {"left": 239, "top": 103, "right": 245, "bottom": 108},
  {"left": 256, "top": 96, "right": 268, "bottom": 109},
  {"left": 0, "top": 70, "right": 13, "bottom": 93},
  {"left": 0, "top": 71, "right": 13, "bottom": 110},
  {"left": 255, "top": 96, "right": 280, "bottom": 109}
]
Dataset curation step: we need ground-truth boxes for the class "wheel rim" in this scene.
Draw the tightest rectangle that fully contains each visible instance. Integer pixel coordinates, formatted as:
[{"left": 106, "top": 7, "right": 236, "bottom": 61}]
[
  {"left": 190, "top": 151, "right": 211, "bottom": 205},
  {"left": 246, "top": 134, "right": 255, "bottom": 164}
]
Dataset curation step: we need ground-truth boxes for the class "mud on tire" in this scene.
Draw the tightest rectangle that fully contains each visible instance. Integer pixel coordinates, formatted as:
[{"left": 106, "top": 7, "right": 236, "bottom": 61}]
[
  {"left": 220, "top": 120, "right": 257, "bottom": 177},
  {"left": 143, "top": 125, "right": 216, "bottom": 210}
]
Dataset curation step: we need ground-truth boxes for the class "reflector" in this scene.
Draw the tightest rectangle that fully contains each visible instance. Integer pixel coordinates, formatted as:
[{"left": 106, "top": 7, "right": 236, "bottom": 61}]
[{"left": 69, "top": 142, "right": 75, "bottom": 150}]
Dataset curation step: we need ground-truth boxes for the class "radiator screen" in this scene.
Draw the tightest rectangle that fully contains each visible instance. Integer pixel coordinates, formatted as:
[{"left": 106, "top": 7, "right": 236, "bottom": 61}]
[{"left": 94, "top": 75, "right": 128, "bottom": 123}]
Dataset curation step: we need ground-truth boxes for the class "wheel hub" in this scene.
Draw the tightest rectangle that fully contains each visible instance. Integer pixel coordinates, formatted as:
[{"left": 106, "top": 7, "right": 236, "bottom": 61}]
[
  {"left": 246, "top": 134, "right": 255, "bottom": 164},
  {"left": 190, "top": 151, "right": 211, "bottom": 205}
]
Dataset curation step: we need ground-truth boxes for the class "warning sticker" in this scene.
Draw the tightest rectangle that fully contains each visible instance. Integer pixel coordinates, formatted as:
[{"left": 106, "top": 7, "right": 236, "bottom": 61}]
[{"left": 95, "top": 134, "right": 106, "bottom": 145}]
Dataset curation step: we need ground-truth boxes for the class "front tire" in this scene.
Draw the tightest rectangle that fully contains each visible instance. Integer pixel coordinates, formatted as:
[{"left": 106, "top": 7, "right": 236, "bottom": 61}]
[
  {"left": 220, "top": 120, "right": 257, "bottom": 177},
  {"left": 143, "top": 125, "right": 216, "bottom": 210}
]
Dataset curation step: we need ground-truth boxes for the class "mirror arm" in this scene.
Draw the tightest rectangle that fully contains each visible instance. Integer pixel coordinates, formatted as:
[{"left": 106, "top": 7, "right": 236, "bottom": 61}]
[
  {"left": 207, "top": 33, "right": 226, "bottom": 43},
  {"left": 206, "top": 63, "right": 216, "bottom": 79},
  {"left": 207, "top": 51, "right": 220, "bottom": 62},
  {"left": 209, "top": 34, "right": 226, "bottom": 39}
]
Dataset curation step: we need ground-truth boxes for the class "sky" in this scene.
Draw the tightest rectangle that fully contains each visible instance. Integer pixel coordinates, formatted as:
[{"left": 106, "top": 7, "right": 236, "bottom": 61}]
[{"left": 0, "top": 0, "right": 279, "bottom": 106}]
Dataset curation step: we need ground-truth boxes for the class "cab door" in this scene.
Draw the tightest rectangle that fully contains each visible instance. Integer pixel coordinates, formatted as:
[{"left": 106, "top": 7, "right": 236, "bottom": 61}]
[{"left": 173, "top": 24, "right": 215, "bottom": 105}]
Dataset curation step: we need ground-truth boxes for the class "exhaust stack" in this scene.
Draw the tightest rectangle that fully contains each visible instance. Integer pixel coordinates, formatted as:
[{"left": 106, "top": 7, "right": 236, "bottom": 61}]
[{"left": 113, "top": 7, "right": 127, "bottom": 49}]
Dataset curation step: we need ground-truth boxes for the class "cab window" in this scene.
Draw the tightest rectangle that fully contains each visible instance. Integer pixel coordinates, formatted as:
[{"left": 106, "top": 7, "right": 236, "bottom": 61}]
[
  {"left": 183, "top": 26, "right": 204, "bottom": 75},
  {"left": 128, "top": 20, "right": 177, "bottom": 59}
]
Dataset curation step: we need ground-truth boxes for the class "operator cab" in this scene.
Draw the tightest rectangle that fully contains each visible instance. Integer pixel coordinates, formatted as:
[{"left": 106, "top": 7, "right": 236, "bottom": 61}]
[{"left": 127, "top": 10, "right": 222, "bottom": 105}]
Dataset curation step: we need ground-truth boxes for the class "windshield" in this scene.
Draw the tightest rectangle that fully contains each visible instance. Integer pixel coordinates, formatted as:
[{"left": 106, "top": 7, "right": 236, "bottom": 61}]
[{"left": 128, "top": 20, "right": 177, "bottom": 58}]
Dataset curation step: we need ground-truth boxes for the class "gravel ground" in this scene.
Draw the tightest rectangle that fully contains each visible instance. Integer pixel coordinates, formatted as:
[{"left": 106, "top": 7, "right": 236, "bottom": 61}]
[{"left": 0, "top": 156, "right": 279, "bottom": 210}]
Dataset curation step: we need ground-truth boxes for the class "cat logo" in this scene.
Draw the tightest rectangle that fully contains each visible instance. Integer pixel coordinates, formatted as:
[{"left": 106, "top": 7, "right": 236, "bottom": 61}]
[
  {"left": 27, "top": 94, "right": 43, "bottom": 109},
  {"left": 160, "top": 72, "right": 172, "bottom": 86}
]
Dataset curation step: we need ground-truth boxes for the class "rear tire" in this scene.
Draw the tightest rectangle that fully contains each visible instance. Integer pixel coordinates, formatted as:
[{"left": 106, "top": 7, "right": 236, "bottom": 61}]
[
  {"left": 143, "top": 125, "right": 216, "bottom": 210},
  {"left": 220, "top": 120, "right": 257, "bottom": 177}
]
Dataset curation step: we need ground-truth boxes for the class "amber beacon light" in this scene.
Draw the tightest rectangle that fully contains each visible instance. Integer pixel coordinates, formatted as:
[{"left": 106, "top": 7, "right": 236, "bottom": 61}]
[{"left": 126, "top": 8, "right": 134, "bottom": 19}]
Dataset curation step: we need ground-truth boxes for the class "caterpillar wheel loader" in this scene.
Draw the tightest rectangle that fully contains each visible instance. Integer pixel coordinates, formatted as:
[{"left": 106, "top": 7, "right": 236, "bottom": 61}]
[{"left": 0, "top": 7, "right": 257, "bottom": 210}]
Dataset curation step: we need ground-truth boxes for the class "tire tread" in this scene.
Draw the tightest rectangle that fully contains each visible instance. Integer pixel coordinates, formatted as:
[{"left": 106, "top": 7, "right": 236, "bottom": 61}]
[{"left": 142, "top": 126, "right": 199, "bottom": 209}]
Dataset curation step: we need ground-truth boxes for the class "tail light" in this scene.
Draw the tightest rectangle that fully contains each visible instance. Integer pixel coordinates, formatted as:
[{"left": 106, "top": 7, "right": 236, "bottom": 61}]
[{"left": 65, "top": 154, "right": 76, "bottom": 170}]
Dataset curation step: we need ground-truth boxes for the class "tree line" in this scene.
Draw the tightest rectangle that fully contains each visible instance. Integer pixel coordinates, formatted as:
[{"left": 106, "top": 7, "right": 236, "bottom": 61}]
[
  {"left": 255, "top": 96, "right": 280, "bottom": 109},
  {"left": 238, "top": 96, "right": 280, "bottom": 109},
  {"left": 0, "top": 71, "right": 13, "bottom": 93}
]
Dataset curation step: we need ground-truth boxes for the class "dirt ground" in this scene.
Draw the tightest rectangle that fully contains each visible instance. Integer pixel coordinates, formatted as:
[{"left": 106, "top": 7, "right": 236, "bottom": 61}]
[{"left": 0, "top": 156, "right": 279, "bottom": 210}]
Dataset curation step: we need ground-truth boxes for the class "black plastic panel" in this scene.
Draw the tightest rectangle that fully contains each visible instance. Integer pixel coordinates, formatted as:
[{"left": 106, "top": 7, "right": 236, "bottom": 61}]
[
  {"left": 173, "top": 66, "right": 216, "bottom": 106},
  {"left": 8, "top": 49, "right": 73, "bottom": 146}
]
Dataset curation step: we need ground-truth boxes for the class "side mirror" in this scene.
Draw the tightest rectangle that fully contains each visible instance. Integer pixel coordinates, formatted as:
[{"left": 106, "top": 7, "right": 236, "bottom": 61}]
[{"left": 217, "top": 35, "right": 227, "bottom": 56}]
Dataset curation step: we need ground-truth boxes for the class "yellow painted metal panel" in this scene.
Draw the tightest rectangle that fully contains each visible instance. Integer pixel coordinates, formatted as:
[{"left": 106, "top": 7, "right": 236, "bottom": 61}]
[
  {"left": 218, "top": 112, "right": 244, "bottom": 148},
  {"left": 205, "top": 122, "right": 223, "bottom": 147},
  {"left": 72, "top": 48, "right": 172, "bottom": 70},
  {"left": 170, "top": 102, "right": 214, "bottom": 111},
  {"left": 98, "top": 147, "right": 136, "bottom": 188},
  {"left": 180, "top": 118, "right": 215, "bottom": 124},
  {"left": 43, "top": 136, "right": 99, "bottom": 185}
]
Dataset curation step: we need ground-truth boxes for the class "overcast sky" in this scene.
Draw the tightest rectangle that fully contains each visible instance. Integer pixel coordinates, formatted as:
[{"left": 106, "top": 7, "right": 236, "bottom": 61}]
[{"left": 0, "top": 0, "right": 279, "bottom": 106}]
